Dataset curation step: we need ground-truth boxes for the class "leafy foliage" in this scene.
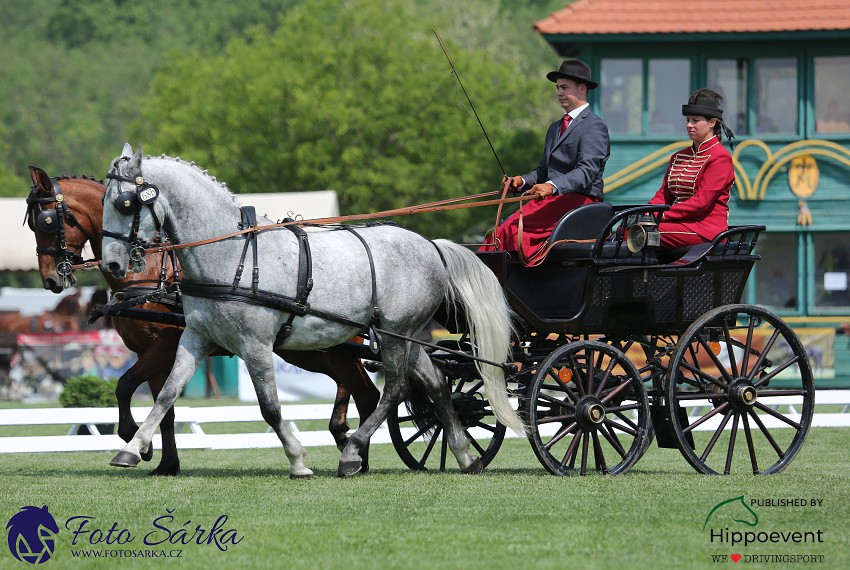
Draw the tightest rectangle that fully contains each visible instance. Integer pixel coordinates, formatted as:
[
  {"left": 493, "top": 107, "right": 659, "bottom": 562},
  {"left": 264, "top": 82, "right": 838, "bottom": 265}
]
[
  {"left": 1, "top": 0, "right": 569, "bottom": 238},
  {"left": 59, "top": 374, "right": 119, "bottom": 408}
]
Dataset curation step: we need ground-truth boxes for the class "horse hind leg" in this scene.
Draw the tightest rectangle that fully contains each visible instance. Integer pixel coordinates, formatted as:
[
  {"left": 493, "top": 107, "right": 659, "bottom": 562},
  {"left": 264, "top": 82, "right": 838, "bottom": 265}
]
[
  {"left": 338, "top": 338, "right": 411, "bottom": 477},
  {"left": 246, "top": 352, "right": 313, "bottom": 480},
  {"left": 408, "top": 343, "right": 481, "bottom": 474}
]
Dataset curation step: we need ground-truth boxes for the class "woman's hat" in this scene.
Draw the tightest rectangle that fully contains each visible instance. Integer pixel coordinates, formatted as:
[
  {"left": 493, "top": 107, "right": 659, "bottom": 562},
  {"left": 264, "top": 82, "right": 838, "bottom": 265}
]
[
  {"left": 682, "top": 88, "right": 723, "bottom": 119},
  {"left": 546, "top": 60, "right": 598, "bottom": 90}
]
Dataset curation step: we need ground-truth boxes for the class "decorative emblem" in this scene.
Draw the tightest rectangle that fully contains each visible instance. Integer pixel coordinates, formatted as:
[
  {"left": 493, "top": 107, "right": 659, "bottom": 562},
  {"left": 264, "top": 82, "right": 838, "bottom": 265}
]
[
  {"left": 135, "top": 176, "right": 145, "bottom": 186},
  {"left": 788, "top": 155, "right": 819, "bottom": 198},
  {"left": 123, "top": 199, "right": 132, "bottom": 209}
]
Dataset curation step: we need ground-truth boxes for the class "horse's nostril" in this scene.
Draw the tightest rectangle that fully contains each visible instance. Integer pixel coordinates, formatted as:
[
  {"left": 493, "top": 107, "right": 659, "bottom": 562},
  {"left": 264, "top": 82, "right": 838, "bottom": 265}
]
[{"left": 106, "top": 261, "right": 121, "bottom": 275}]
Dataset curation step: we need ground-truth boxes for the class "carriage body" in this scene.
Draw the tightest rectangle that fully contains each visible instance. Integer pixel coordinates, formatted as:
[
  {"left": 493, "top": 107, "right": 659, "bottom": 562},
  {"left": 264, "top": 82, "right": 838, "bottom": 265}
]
[{"left": 394, "top": 202, "right": 814, "bottom": 477}]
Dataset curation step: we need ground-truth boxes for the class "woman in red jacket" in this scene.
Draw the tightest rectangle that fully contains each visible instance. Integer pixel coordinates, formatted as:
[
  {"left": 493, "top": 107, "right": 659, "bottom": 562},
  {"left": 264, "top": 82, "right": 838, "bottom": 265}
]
[{"left": 649, "top": 88, "right": 735, "bottom": 249}]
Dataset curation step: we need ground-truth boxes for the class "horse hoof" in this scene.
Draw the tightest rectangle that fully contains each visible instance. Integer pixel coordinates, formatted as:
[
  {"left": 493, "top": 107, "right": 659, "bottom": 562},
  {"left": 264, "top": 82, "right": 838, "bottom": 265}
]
[
  {"left": 110, "top": 450, "right": 141, "bottom": 468},
  {"left": 141, "top": 444, "right": 153, "bottom": 462},
  {"left": 147, "top": 464, "right": 180, "bottom": 477},
  {"left": 337, "top": 459, "right": 362, "bottom": 478},
  {"left": 461, "top": 458, "right": 484, "bottom": 475},
  {"left": 290, "top": 472, "right": 313, "bottom": 480}
]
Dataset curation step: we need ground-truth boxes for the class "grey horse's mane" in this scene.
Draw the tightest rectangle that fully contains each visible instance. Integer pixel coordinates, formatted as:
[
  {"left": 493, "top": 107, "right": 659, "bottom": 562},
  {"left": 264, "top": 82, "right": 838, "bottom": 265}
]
[{"left": 145, "top": 154, "right": 239, "bottom": 203}]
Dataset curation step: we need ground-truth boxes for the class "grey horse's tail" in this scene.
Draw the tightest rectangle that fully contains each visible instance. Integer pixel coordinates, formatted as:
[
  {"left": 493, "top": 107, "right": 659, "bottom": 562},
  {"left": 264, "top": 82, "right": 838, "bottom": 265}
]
[{"left": 433, "top": 240, "right": 525, "bottom": 436}]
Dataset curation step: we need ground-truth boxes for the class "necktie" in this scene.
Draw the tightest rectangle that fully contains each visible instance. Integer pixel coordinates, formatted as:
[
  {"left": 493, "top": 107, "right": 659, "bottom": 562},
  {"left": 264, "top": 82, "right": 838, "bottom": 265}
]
[{"left": 560, "top": 114, "right": 572, "bottom": 136}]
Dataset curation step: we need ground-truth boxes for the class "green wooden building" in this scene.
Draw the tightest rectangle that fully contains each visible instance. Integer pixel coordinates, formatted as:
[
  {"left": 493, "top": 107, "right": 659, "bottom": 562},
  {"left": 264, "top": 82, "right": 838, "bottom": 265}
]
[{"left": 535, "top": 0, "right": 850, "bottom": 385}]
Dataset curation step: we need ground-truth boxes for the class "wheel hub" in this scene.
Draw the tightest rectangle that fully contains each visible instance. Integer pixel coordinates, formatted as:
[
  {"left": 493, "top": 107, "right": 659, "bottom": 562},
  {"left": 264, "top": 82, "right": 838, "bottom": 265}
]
[
  {"left": 576, "top": 396, "right": 606, "bottom": 430},
  {"left": 728, "top": 380, "right": 757, "bottom": 412}
]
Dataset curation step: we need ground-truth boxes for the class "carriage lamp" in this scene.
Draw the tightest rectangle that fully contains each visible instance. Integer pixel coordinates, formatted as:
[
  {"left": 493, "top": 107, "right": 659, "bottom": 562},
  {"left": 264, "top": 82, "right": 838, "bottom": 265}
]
[{"left": 626, "top": 214, "right": 661, "bottom": 253}]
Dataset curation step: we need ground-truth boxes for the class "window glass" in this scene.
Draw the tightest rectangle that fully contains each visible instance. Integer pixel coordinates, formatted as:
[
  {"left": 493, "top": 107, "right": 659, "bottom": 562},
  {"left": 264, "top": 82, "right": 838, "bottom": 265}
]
[
  {"left": 813, "top": 233, "right": 850, "bottom": 309},
  {"left": 754, "top": 233, "right": 797, "bottom": 309},
  {"left": 600, "top": 59, "right": 642, "bottom": 135},
  {"left": 707, "top": 59, "right": 748, "bottom": 135},
  {"left": 814, "top": 56, "right": 850, "bottom": 133},
  {"left": 647, "top": 59, "right": 690, "bottom": 135},
  {"left": 754, "top": 59, "right": 798, "bottom": 134}
]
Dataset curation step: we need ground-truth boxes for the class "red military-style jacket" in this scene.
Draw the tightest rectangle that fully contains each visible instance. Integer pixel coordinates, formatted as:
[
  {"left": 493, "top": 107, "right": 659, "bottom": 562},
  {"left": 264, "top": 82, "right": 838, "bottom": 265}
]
[{"left": 649, "top": 135, "right": 734, "bottom": 240}]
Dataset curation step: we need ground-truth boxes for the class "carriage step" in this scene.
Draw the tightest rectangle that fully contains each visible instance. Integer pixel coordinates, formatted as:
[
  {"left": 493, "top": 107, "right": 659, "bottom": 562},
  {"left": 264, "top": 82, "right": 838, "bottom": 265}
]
[{"left": 650, "top": 404, "right": 695, "bottom": 450}]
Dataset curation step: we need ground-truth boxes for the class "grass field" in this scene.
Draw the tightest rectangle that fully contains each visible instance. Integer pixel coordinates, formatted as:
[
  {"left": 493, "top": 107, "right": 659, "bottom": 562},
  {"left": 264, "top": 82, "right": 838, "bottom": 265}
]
[{"left": 1, "top": 408, "right": 848, "bottom": 569}]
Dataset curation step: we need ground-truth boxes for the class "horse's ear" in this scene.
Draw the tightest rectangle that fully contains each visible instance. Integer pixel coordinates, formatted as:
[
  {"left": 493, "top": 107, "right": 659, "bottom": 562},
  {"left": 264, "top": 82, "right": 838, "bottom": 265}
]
[
  {"left": 28, "top": 165, "right": 52, "bottom": 194},
  {"left": 134, "top": 144, "right": 144, "bottom": 167},
  {"left": 121, "top": 142, "right": 133, "bottom": 159}
]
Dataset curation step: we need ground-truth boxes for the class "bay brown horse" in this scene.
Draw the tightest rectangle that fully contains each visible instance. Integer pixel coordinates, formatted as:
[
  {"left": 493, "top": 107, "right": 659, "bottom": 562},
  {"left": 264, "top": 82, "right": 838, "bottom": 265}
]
[{"left": 26, "top": 165, "right": 379, "bottom": 475}]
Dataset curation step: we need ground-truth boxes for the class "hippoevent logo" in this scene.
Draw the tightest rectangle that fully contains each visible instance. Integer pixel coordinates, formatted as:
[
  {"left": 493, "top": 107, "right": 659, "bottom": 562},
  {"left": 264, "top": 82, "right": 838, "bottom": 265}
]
[
  {"left": 703, "top": 495, "right": 826, "bottom": 564},
  {"left": 5, "top": 506, "right": 244, "bottom": 563},
  {"left": 6, "top": 506, "right": 59, "bottom": 564}
]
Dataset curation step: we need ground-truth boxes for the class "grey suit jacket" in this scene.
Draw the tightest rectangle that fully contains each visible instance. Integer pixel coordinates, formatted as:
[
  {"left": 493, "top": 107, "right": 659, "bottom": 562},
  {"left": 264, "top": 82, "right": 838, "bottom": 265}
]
[{"left": 522, "top": 105, "right": 610, "bottom": 201}]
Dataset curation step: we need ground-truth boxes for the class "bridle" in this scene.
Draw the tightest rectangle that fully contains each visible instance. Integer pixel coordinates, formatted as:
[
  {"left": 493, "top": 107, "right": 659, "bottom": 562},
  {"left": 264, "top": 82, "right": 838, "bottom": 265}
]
[
  {"left": 26, "top": 178, "right": 96, "bottom": 288},
  {"left": 102, "top": 156, "right": 162, "bottom": 270}
]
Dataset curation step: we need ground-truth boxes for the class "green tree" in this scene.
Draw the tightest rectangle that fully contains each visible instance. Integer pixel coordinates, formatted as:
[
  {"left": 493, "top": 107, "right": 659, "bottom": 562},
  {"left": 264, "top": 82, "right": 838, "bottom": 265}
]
[{"left": 132, "top": 0, "right": 552, "bottom": 238}]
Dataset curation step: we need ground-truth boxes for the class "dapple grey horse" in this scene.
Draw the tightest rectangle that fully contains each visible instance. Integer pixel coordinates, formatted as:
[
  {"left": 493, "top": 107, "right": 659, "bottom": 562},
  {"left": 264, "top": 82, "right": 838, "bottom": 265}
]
[{"left": 101, "top": 144, "right": 523, "bottom": 478}]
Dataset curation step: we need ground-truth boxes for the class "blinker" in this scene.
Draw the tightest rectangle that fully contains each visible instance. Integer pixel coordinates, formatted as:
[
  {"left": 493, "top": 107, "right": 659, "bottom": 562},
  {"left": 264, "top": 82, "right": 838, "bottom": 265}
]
[
  {"left": 37, "top": 210, "right": 60, "bottom": 233},
  {"left": 115, "top": 192, "right": 137, "bottom": 215}
]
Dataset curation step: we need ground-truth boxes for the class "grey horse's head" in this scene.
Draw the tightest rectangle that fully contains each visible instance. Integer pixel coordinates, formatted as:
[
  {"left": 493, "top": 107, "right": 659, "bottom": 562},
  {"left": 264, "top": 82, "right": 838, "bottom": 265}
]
[{"left": 101, "top": 143, "right": 162, "bottom": 278}]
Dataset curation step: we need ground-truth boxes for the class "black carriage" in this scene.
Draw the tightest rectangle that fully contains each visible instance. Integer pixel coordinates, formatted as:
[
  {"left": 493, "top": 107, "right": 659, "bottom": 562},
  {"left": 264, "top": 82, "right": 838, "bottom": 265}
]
[{"left": 387, "top": 202, "right": 814, "bottom": 476}]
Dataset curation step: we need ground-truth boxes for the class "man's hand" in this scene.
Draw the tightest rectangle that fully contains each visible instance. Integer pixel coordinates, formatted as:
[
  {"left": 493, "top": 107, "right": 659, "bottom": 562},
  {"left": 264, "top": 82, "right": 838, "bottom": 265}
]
[
  {"left": 500, "top": 175, "right": 524, "bottom": 194},
  {"left": 525, "top": 183, "right": 555, "bottom": 199}
]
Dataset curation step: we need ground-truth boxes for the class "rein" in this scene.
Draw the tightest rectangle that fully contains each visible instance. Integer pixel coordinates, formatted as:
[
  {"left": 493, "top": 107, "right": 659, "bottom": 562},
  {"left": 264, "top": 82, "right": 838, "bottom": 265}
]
[{"left": 129, "top": 192, "right": 533, "bottom": 256}]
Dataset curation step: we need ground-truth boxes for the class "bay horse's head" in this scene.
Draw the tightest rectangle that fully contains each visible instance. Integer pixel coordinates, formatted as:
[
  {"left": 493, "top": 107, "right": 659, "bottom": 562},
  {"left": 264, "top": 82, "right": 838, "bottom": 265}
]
[
  {"left": 102, "top": 143, "right": 163, "bottom": 278},
  {"left": 26, "top": 166, "right": 102, "bottom": 293}
]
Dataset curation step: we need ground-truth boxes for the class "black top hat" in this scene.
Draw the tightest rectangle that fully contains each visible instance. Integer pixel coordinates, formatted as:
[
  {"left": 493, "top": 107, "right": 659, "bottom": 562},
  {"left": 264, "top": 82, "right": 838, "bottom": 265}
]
[
  {"left": 546, "top": 60, "right": 598, "bottom": 90},
  {"left": 681, "top": 88, "right": 723, "bottom": 119}
]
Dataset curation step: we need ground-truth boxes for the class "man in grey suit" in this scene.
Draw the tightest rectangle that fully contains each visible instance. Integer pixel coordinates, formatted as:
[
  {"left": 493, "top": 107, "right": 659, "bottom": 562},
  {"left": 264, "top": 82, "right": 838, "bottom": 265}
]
[{"left": 481, "top": 60, "right": 610, "bottom": 255}]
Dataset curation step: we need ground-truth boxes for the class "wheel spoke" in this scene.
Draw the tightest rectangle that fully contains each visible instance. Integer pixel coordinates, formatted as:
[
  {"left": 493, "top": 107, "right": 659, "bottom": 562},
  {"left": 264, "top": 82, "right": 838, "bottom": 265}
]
[
  {"left": 741, "top": 317, "right": 755, "bottom": 378},
  {"left": 613, "top": 410, "right": 639, "bottom": 431},
  {"left": 753, "top": 355, "right": 801, "bottom": 388},
  {"left": 592, "top": 432, "right": 608, "bottom": 474},
  {"left": 546, "top": 369, "right": 580, "bottom": 402},
  {"left": 593, "top": 358, "right": 618, "bottom": 398},
  {"left": 603, "top": 417, "right": 636, "bottom": 436},
  {"left": 700, "top": 409, "right": 733, "bottom": 461},
  {"left": 748, "top": 409, "right": 786, "bottom": 460},
  {"left": 722, "top": 319, "right": 740, "bottom": 379},
  {"left": 536, "top": 391, "right": 576, "bottom": 410},
  {"left": 682, "top": 401, "right": 730, "bottom": 434},
  {"left": 471, "top": 421, "right": 498, "bottom": 434},
  {"left": 404, "top": 419, "right": 437, "bottom": 446},
  {"left": 561, "top": 428, "right": 582, "bottom": 469},
  {"left": 599, "top": 378, "right": 632, "bottom": 404},
  {"left": 745, "top": 328, "right": 782, "bottom": 383},
  {"left": 543, "top": 421, "right": 578, "bottom": 450},
  {"left": 696, "top": 334, "right": 735, "bottom": 385},
  {"left": 536, "top": 413, "right": 578, "bottom": 425},
  {"left": 416, "top": 424, "right": 441, "bottom": 466},
  {"left": 569, "top": 355, "right": 587, "bottom": 397},
  {"left": 465, "top": 429, "right": 486, "bottom": 455},
  {"left": 580, "top": 431, "right": 590, "bottom": 475},
  {"left": 678, "top": 360, "right": 729, "bottom": 392},
  {"left": 752, "top": 401, "right": 802, "bottom": 429},
  {"left": 724, "top": 413, "right": 739, "bottom": 475},
  {"left": 599, "top": 423, "right": 627, "bottom": 458},
  {"left": 742, "top": 413, "right": 760, "bottom": 475}
]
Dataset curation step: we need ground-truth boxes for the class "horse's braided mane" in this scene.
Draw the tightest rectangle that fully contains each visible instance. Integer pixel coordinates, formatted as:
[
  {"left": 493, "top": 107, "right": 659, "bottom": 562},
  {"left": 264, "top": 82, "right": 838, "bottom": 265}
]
[
  {"left": 54, "top": 174, "right": 103, "bottom": 183},
  {"left": 147, "top": 154, "right": 237, "bottom": 200}
]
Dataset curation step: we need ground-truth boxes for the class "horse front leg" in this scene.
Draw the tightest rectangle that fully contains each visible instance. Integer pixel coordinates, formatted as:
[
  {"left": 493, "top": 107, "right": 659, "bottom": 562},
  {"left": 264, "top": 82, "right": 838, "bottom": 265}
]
[
  {"left": 110, "top": 329, "right": 211, "bottom": 469},
  {"left": 246, "top": 350, "right": 313, "bottom": 479}
]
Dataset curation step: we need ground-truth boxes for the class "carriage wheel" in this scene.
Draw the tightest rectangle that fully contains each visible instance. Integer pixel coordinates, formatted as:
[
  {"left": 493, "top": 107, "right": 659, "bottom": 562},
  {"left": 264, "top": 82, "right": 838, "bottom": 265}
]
[
  {"left": 666, "top": 304, "right": 814, "bottom": 475},
  {"left": 387, "top": 377, "right": 507, "bottom": 471},
  {"left": 527, "top": 340, "right": 650, "bottom": 476}
]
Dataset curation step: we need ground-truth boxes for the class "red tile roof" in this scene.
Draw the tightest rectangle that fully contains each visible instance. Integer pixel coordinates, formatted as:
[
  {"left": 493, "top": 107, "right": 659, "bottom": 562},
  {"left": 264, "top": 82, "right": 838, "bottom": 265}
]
[{"left": 534, "top": 0, "right": 850, "bottom": 35}]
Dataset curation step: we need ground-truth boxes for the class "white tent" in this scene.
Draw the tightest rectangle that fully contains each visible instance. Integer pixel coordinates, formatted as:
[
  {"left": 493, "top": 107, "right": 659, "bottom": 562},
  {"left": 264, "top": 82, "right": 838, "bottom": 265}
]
[{"left": 0, "top": 191, "right": 339, "bottom": 272}]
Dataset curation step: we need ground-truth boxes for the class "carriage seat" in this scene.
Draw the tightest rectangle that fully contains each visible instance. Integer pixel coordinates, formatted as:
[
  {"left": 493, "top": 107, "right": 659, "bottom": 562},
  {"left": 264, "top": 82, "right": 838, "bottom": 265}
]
[
  {"left": 656, "top": 233, "right": 755, "bottom": 264},
  {"left": 544, "top": 202, "right": 657, "bottom": 264}
]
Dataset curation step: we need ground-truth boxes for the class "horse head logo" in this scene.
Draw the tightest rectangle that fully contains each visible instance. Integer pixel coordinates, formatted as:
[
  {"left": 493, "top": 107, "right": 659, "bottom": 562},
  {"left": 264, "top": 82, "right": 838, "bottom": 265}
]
[
  {"left": 703, "top": 495, "right": 759, "bottom": 531},
  {"left": 6, "top": 505, "right": 59, "bottom": 564}
]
